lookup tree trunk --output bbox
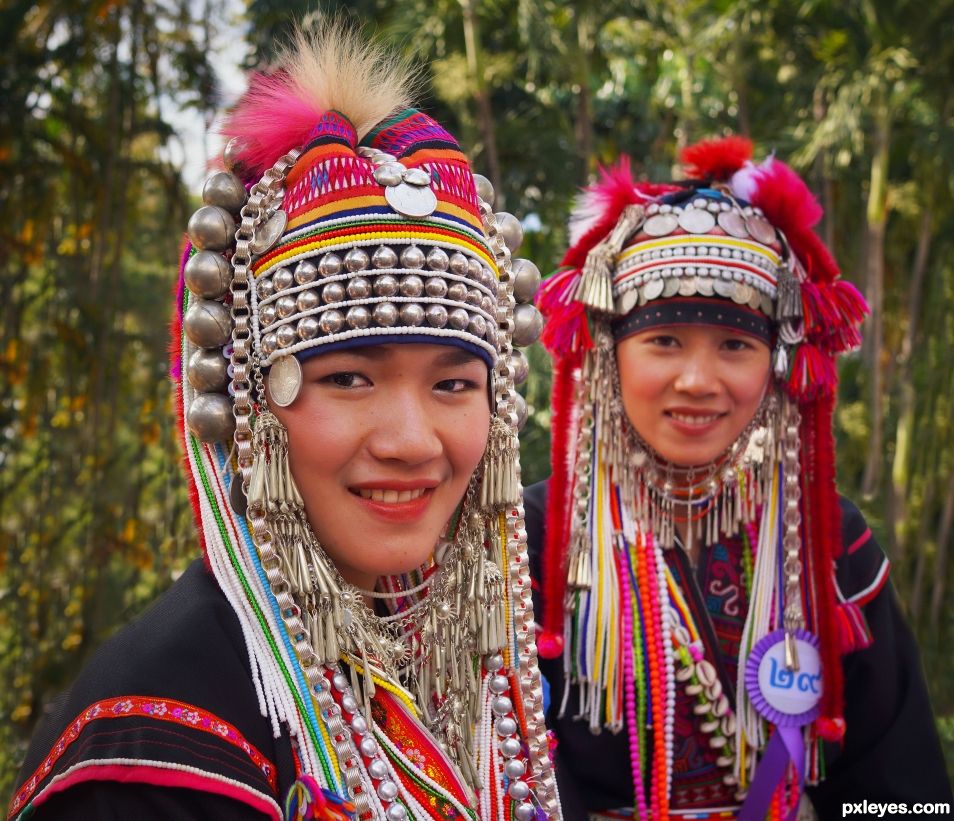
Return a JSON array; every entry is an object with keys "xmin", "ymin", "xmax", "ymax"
[
  {"xmin": 573, "ymin": 6, "xmax": 595, "ymax": 180},
  {"xmin": 929, "ymin": 472, "xmax": 954, "ymax": 633}
]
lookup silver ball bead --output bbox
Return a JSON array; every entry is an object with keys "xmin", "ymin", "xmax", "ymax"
[
  {"xmin": 346, "ymin": 306, "xmax": 371, "ymax": 329},
  {"xmin": 319, "ymin": 253, "xmax": 342, "ymax": 277},
  {"xmin": 400, "ymin": 275, "xmax": 424, "ymax": 298},
  {"xmin": 372, "ymin": 245, "xmax": 398, "ymax": 269},
  {"xmin": 425, "ymin": 277, "xmax": 448, "ymax": 298},
  {"xmin": 184, "ymin": 299, "xmax": 232, "ymax": 348},
  {"xmin": 373, "ymin": 274, "xmax": 399, "ymax": 298},
  {"xmin": 495, "ymin": 212, "xmax": 524, "ymax": 253},
  {"xmin": 508, "ymin": 781, "xmax": 531, "ymax": 801},
  {"xmin": 481, "ymin": 265, "xmax": 498, "ymax": 291},
  {"xmin": 223, "ymin": 136, "xmax": 252, "ymax": 172},
  {"xmin": 468, "ymin": 314, "xmax": 487, "ymax": 337},
  {"xmin": 446, "ymin": 282, "xmax": 467, "ymax": 302},
  {"xmin": 481, "ymin": 295, "xmax": 497, "ymax": 315},
  {"xmin": 258, "ymin": 304, "xmax": 277, "ymax": 327},
  {"xmin": 486, "ymin": 324, "xmax": 499, "ymax": 349},
  {"xmin": 514, "ymin": 392, "xmax": 529, "ymax": 431},
  {"xmin": 488, "ymin": 674, "xmax": 509, "ymax": 694},
  {"xmin": 296, "ymin": 290, "xmax": 319, "ymax": 313},
  {"xmin": 322, "ymin": 282, "xmax": 345, "ymax": 304},
  {"xmin": 426, "ymin": 247, "xmax": 449, "ymax": 271},
  {"xmin": 187, "ymin": 205, "xmax": 236, "ymax": 252},
  {"xmin": 294, "ymin": 260, "xmax": 318, "ymax": 285},
  {"xmin": 377, "ymin": 781, "xmax": 399, "ymax": 802},
  {"xmin": 485, "ymin": 654, "xmax": 504, "ymax": 672},
  {"xmin": 275, "ymin": 295, "xmax": 296, "ymax": 319},
  {"xmin": 425, "ymin": 304, "xmax": 448, "ymax": 328},
  {"xmin": 256, "ymin": 277, "xmax": 275, "ymax": 300},
  {"xmin": 448, "ymin": 308, "xmax": 470, "ymax": 330},
  {"xmin": 499, "ymin": 736, "xmax": 521, "ymax": 756},
  {"xmin": 512, "ymin": 303, "xmax": 544, "ymax": 347},
  {"xmin": 368, "ymin": 759, "xmax": 389, "ymax": 780},
  {"xmin": 184, "ymin": 250, "xmax": 232, "ymax": 300},
  {"xmin": 359, "ymin": 736, "xmax": 379, "ymax": 757},
  {"xmin": 400, "ymin": 245, "xmax": 425, "ymax": 269},
  {"xmin": 465, "ymin": 288, "xmax": 483, "ymax": 307},
  {"xmin": 466, "ymin": 257, "xmax": 483, "ymax": 280},
  {"xmin": 187, "ymin": 392, "xmax": 235, "ymax": 442},
  {"xmin": 347, "ymin": 276, "xmax": 372, "ymax": 300},
  {"xmin": 319, "ymin": 310, "xmax": 345, "ymax": 335},
  {"xmin": 332, "ymin": 673, "xmax": 348, "ymax": 691},
  {"xmin": 386, "ymin": 802, "xmax": 407, "ymax": 821},
  {"xmin": 514, "ymin": 802, "xmax": 536, "ymax": 821},
  {"xmin": 491, "ymin": 696, "xmax": 513, "ymax": 716},
  {"xmin": 272, "ymin": 268, "xmax": 294, "ymax": 291},
  {"xmin": 202, "ymin": 171, "xmax": 247, "ymax": 214},
  {"xmin": 351, "ymin": 715, "xmax": 368, "ymax": 735},
  {"xmin": 373, "ymin": 302, "xmax": 399, "ymax": 327},
  {"xmin": 275, "ymin": 324, "xmax": 297, "ymax": 348},
  {"xmin": 261, "ymin": 333, "xmax": 278, "ymax": 355},
  {"xmin": 341, "ymin": 694, "xmax": 358, "ymax": 714},
  {"xmin": 344, "ymin": 247, "xmax": 370, "ymax": 272},
  {"xmin": 511, "ymin": 258, "xmax": 542, "ymax": 304},
  {"xmin": 187, "ymin": 348, "xmax": 229, "ymax": 393},
  {"xmin": 473, "ymin": 173, "xmax": 495, "ymax": 206},
  {"xmin": 449, "ymin": 252, "xmax": 469, "ymax": 276},
  {"xmin": 297, "ymin": 317, "xmax": 320, "ymax": 340},
  {"xmin": 509, "ymin": 350, "xmax": 529, "ymax": 385},
  {"xmin": 400, "ymin": 303, "xmax": 425, "ymax": 326},
  {"xmin": 504, "ymin": 759, "xmax": 527, "ymax": 779}
]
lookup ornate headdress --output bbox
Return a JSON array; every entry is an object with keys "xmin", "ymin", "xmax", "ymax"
[
  {"xmin": 172, "ymin": 26, "xmax": 559, "ymax": 820},
  {"xmin": 535, "ymin": 137, "xmax": 868, "ymax": 817}
]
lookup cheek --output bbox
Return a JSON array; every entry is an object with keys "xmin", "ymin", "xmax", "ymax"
[{"xmin": 449, "ymin": 405, "xmax": 491, "ymax": 476}]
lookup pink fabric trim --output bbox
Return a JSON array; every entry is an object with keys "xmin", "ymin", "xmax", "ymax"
[
  {"xmin": 846, "ymin": 527, "xmax": 872, "ymax": 555},
  {"xmin": 30, "ymin": 761, "xmax": 281, "ymax": 820}
]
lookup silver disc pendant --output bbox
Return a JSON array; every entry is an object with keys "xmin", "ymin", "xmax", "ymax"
[
  {"xmin": 678, "ymin": 276, "xmax": 698, "ymax": 296},
  {"xmin": 386, "ymin": 183, "xmax": 437, "ymax": 218},
  {"xmin": 678, "ymin": 207, "xmax": 716, "ymax": 235},
  {"xmin": 732, "ymin": 283, "xmax": 754, "ymax": 304},
  {"xmin": 643, "ymin": 213, "xmax": 679, "ymax": 237},
  {"xmin": 268, "ymin": 354, "xmax": 302, "ymax": 407},
  {"xmin": 617, "ymin": 288, "xmax": 639, "ymax": 314},
  {"xmin": 643, "ymin": 278, "xmax": 665, "ymax": 301},
  {"xmin": 745, "ymin": 214, "xmax": 777, "ymax": 245},
  {"xmin": 250, "ymin": 210, "xmax": 288, "ymax": 255},
  {"xmin": 718, "ymin": 210, "xmax": 748, "ymax": 238},
  {"xmin": 696, "ymin": 277, "xmax": 715, "ymax": 297}
]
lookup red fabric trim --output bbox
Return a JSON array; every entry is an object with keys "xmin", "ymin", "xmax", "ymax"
[
  {"xmin": 851, "ymin": 559, "xmax": 890, "ymax": 608},
  {"xmin": 846, "ymin": 527, "xmax": 872, "ymax": 556},
  {"xmin": 9, "ymin": 696, "xmax": 276, "ymax": 818},
  {"xmin": 29, "ymin": 762, "xmax": 280, "ymax": 821}
]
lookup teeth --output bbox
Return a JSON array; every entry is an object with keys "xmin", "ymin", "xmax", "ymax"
[
  {"xmin": 357, "ymin": 488, "xmax": 427, "ymax": 503},
  {"xmin": 671, "ymin": 412, "xmax": 721, "ymax": 425}
]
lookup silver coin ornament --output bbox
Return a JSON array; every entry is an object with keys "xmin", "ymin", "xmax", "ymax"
[
  {"xmin": 746, "ymin": 213, "xmax": 777, "ymax": 245},
  {"xmin": 386, "ymin": 183, "xmax": 438, "ymax": 218},
  {"xmin": 643, "ymin": 213, "xmax": 679, "ymax": 237},
  {"xmin": 718, "ymin": 209, "xmax": 748, "ymax": 238},
  {"xmin": 268, "ymin": 355, "xmax": 303, "ymax": 407},
  {"xmin": 202, "ymin": 171, "xmax": 247, "ymax": 214},
  {"xmin": 678, "ymin": 207, "xmax": 716, "ymax": 235},
  {"xmin": 643, "ymin": 278, "xmax": 665, "ymax": 301},
  {"xmin": 187, "ymin": 392, "xmax": 236, "ymax": 442},
  {"xmin": 249, "ymin": 210, "xmax": 287, "ymax": 255},
  {"xmin": 473, "ymin": 173, "xmax": 495, "ymax": 206},
  {"xmin": 494, "ymin": 212, "xmax": 523, "ymax": 253},
  {"xmin": 511, "ymin": 258, "xmax": 542, "ymax": 304},
  {"xmin": 184, "ymin": 298, "xmax": 232, "ymax": 348},
  {"xmin": 187, "ymin": 348, "xmax": 230, "ymax": 393},
  {"xmin": 617, "ymin": 288, "xmax": 639, "ymax": 315},
  {"xmin": 188, "ymin": 205, "xmax": 236, "ymax": 251},
  {"xmin": 184, "ymin": 250, "xmax": 232, "ymax": 300},
  {"xmin": 511, "ymin": 303, "xmax": 544, "ymax": 348}
]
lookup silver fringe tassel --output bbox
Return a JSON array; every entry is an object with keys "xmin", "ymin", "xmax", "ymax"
[{"xmin": 573, "ymin": 204, "xmax": 646, "ymax": 313}]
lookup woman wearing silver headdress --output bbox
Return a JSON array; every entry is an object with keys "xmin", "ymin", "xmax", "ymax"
[{"xmin": 10, "ymin": 27, "xmax": 560, "ymax": 821}]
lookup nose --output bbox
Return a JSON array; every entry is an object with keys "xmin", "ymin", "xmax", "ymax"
[
  {"xmin": 364, "ymin": 387, "xmax": 443, "ymax": 465},
  {"xmin": 673, "ymin": 348, "xmax": 720, "ymax": 396}
]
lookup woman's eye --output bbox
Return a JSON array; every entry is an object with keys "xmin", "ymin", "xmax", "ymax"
[
  {"xmin": 722, "ymin": 338, "xmax": 752, "ymax": 352},
  {"xmin": 649, "ymin": 335, "xmax": 679, "ymax": 348},
  {"xmin": 435, "ymin": 378, "xmax": 479, "ymax": 393},
  {"xmin": 322, "ymin": 372, "xmax": 370, "ymax": 388}
]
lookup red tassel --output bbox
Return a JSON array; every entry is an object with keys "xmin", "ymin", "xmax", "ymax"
[
  {"xmin": 680, "ymin": 135, "xmax": 753, "ymax": 181},
  {"xmin": 786, "ymin": 344, "xmax": 836, "ymax": 400},
  {"xmin": 835, "ymin": 601, "xmax": 874, "ymax": 653},
  {"xmin": 537, "ymin": 268, "xmax": 594, "ymax": 356}
]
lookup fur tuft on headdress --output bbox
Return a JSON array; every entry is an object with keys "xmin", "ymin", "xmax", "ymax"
[
  {"xmin": 222, "ymin": 22, "xmax": 419, "ymax": 177},
  {"xmin": 680, "ymin": 135, "xmax": 753, "ymax": 181}
]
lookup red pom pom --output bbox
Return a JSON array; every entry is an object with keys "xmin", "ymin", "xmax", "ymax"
[
  {"xmin": 537, "ymin": 630, "xmax": 565, "ymax": 659},
  {"xmin": 680, "ymin": 135, "xmax": 753, "ymax": 181},
  {"xmin": 816, "ymin": 716, "xmax": 847, "ymax": 742}
]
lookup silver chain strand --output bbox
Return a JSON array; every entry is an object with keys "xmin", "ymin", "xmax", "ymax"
[{"xmin": 781, "ymin": 398, "xmax": 805, "ymax": 668}]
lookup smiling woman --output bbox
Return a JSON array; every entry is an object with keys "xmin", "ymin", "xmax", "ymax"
[{"xmin": 8, "ymin": 22, "xmax": 560, "ymax": 821}]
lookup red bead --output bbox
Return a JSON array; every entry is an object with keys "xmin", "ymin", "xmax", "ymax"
[
  {"xmin": 816, "ymin": 715, "xmax": 846, "ymax": 742},
  {"xmin": 537, "ymin": 629, "xmax": 564, "ymax": 659}
]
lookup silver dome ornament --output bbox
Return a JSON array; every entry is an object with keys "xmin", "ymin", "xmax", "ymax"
[
  {"xmin": 372, "ymin": 245, "xmax": 398, "ymax": 269},
  {"xmin": 513, "ymin": 392, "xmax": 529, "ymax": 431},
  {"xmin": 184, "ymin": 298, "xmax": 232, "ymax": 348},
  {"xmin": 373, "ymin": 274, "xmax": 399, "ymax": 298},
  {"xmin": 294, "ymin": 260, "xmax": 318, "ymax": 285},
  {"xmin": 448, "ymin": 252, "xmax": 469, "ymax": 276},
  {"xmin": 346, "ymin": 305, "xmax": 371, "ymax": 329},
  {"xmin": 498, "ymin": 736, "xmax": 521, "ymax": 756},
  {"xmin": 275, "ymin": 324, "xmax": 297, "ymax": 348},
  {"xmin": 272, "ymin": 267, "xmax": 294, "ymax": 291},
  {"xmin": 268, "ymin": 355, "xmax": 302, "ymax": 407},
  {"xmin": 509, "ymin": 349, "xmax": 529, "ymax": 385},
  {"xmin": 296, "ymin": 290, "xmax": 319, "ymax": 313},
  {"xmin": 400, "ymin": 245, "xmax": 426, "ymax": 269},
  {"xmin": 504, "ymin": 759, "xmax": 527, "ymax": 779},
  {"xmin": 425, "ymin": 304, "xmax": 448, "ymax": 328},
  {"xmin": 465, "ymin": 288, "xmax": 482, "ymax": 307},
  {"xmin": 319, "ymin": 310, "xmax": 346, "ymax": 335},
  {"xmin": 276, "ymin": 295, "xmax": 296, "ymax": 318},
  {"xmin": 386, "ymin": 804, "xmax": 407, "ymax": 821},
  {"xmin": 511, "ymin": 258, "xmax": 542, "ymax": 304},
  {"xmin": 223, "ymin": 136, "xmax": 253, "ymax": 173},
  {"xmin": 187, "ymin": 392, "xmax": 236, "ymax": 442},
  {"xmin": 346, "ymin": 276, "xmax": 372, "ymax": 300},
  {"xmin": 187, "ymin": 348, "xmax": 230, "ymax": 393},
  {"xmin": 319, "ymin": 253, "xmax": 343, "ymax": 277},
  {"xmin": 399, "ymin": 275, "xmax": 424, "ymax": 298},
  {"xmin": 508, "ymin": 782, "xmax": 531, "ymax": 801},
  {"xmin": 494, "ymin": 212, "xmax": 523, "ymax": 253},
  {"xmin": 425, "ymin": 277, "xmax": 448, "ymax": 298},
  {"xmin": 491, "ymin": 696, "xmax": 513, "ymax": 716},
  {"xmin": 373, "ymin": 302, "xmax": 399, "ymax": 327},
  {"xmin": 473, "ymin": 173, "xmax": 495, "ymax": 206},
  {"xmin": 511, "ymin": 303, "xmax": 544, "ymax": 347},
  {"xmin": 468, "ymin": 314, "xmax": 487, "ymax": 337},
  {"xmin": 344, "ymin": 247, "xmax": 370, "ymax": 272},
  {"xmin": 202, "ymin": 171, "xmax": 247, "ymax": 214},
  {"xmin": 403, "ymin": 167, "xmax": 431, "ymax": 186},
  {"xmin": 514, "ymin": 803, "xmax": 536, "ymax": 821},
  {"xmin": 467, "ymin": 257, "xmax": 483, "ymax": 280},
  {"xmin": 446, "ymin": 282, "xmax": 467, "ymax": 302},
  {"xmin": 188, "ymin": 205, "xmax": 236, "ymax": 252},
  {"xmin": 261, "ymin": 333, "xmax": 278, "ymax": 355},
  {"xmin": 256, "ymin": 276, "xmax": 275, "ymax": 300},
  {"xmin": 249, "ymin": 210, "xmax": 287, "ymax": 255},
  {"xmin": 481, "ymin": 295, "xmax": 496, "ymax": 315},
  {"xmin": 258, "ymin": 304, "xmax": 277, "ymax": 327},
  {"xmin": 400, "ymin": 303, "xmax": 425, "ymax": 326},
  {"xmin": 184, "ymin": 250, "xmax": 232, "ymax": 300},
  {"xmin": 322, "ymin": 282, "xmax": 346, "ymax": 304},
  {"xmin": 448, "ymin": 308, "xmax": 470, "ymax": 331},
  {"xmin": 297, "ymin": 316, "xmax": 320, "ymax": 340},
  {"xmin": 425, "ymin": 247, "xmax": 449, "ymax": 271}
]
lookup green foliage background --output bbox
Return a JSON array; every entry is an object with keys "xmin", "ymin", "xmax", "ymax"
[{"xmin": 3, "ymin": 0, "xmax": 953, "ymax": 798}]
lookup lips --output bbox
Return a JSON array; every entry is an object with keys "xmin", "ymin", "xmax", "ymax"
[
  {"xmin": 355, "ymin": 487, "xmax": 427, "ymax": 503},
  {"xmin": 667, "ymin": 411, "xmax": 723, "ymax": 426}
]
